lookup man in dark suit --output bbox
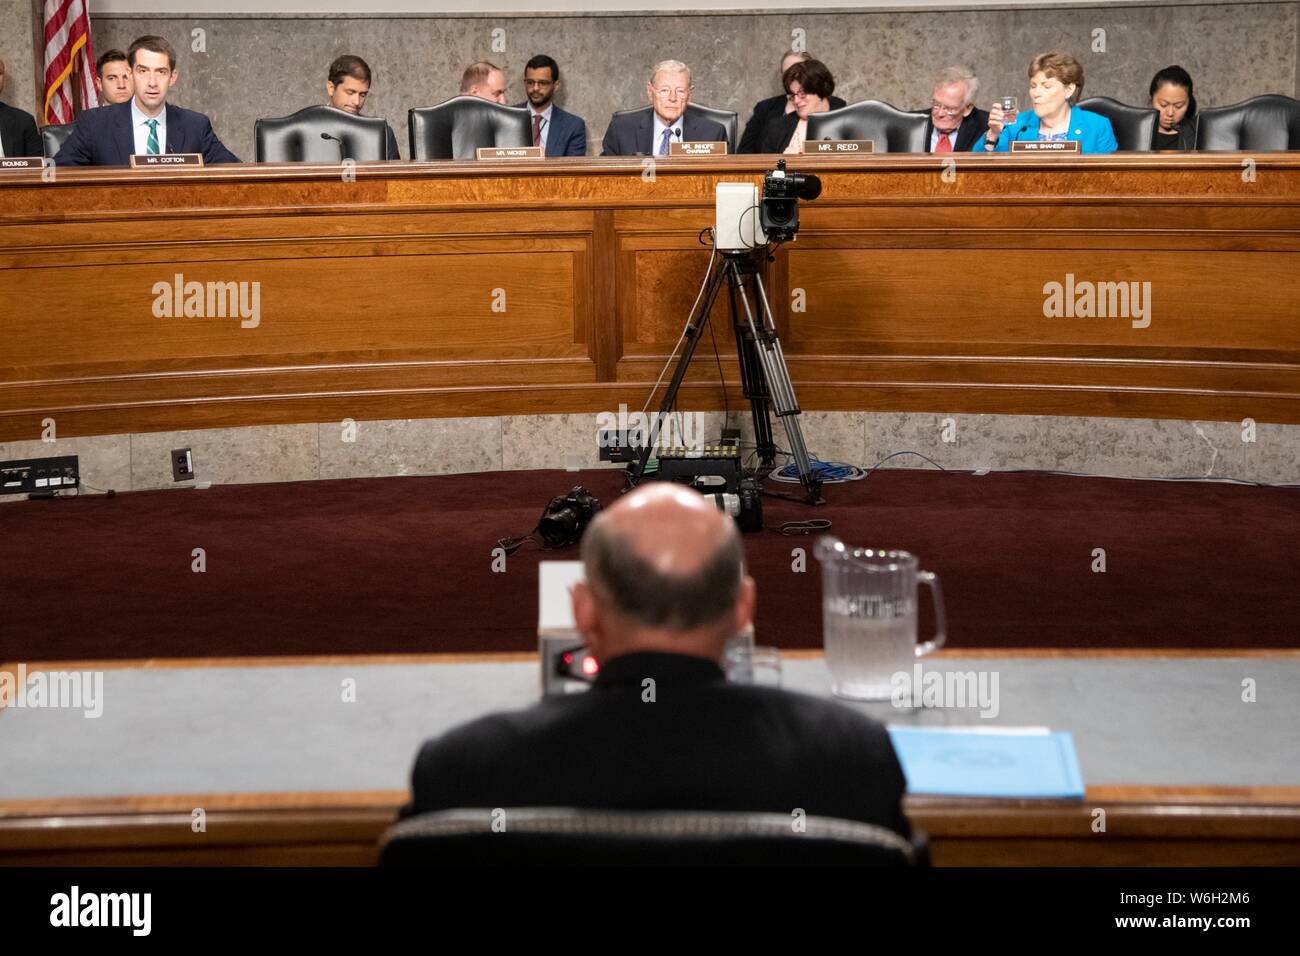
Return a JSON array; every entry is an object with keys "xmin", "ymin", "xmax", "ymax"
[
  {"xmin": 403, "ymin": 483, "xmax": 912, "ymax": 838},
  {"xmin": 739, "ymin": 51, "xmax": 847, "ymax": 154},
  {"xmin": 0, "ymin": 58, "xmax": 43, "ymax": 158},
  {"xmin": 514, "ymin": 54, "xmax": 586, "ymax": 157},
  {"xmin": 54, "ymin": 36, "xmax": 238, "ymax": 166},
  {"xmin": 923, "ymin": 65, "xmax": 989, "ymax": 152},
  {"xmin": 601, "ymin": 60, "xmax": 727, "ymax": 156},
  {"xmin": 325, "ymin": 54, "xmax": 401, "ymax": 160}
]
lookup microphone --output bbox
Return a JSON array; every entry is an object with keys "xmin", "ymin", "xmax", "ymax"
[{"xmin": 320, "ymin": 131, "xmax": 346, "ymax": 161}]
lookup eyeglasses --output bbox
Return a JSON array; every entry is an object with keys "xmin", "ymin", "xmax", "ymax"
[
  {"xmin": 654, "ymin": 87, "xmax": 690, "ymax": 99},
  {"xmin": 789, "ymin": 90, "xmax": 815, "ymax": 101},
  {"xmin": 930, "ymin": 102, "xmax": 967, "ymax": 117}
]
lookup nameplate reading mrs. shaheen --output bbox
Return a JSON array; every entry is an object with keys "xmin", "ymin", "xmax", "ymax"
[
  {"xmin": 476, "ymin": 146, "xmax": 545, "ymax": 159},
  {"xmin": 805, "ymin": 140, "xmax": 875, "ymax": 153},
  {"xmin": 669, "ymin": 141, "xmax": 727, "ymax": 156},
  {"xmin": 129, "ymin": 153, "xmax": 205, "ymax": 167},
  {"xmin": 1010, "ymin": 140, "xmax": 1081, "ymax": 154}
]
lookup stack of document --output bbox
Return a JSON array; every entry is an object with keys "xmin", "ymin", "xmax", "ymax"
[{"xmin": 888, "ymin": 726, "xmax": 1085, "ymax": 799}]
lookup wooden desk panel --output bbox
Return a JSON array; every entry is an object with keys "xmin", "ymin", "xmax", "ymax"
[{"xmin": 2, "ymin": 155, "xmax": 1299, "ymax": 442}]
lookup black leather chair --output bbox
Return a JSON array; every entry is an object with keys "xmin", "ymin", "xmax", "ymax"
[
  {"xmin": 408, "ymin": 96, "xmax": 532, "ymax": 161},
  {"xmin": 806, "ymin": 100, "xmax": 929, "ymax": 153},
  {"xmin": 379, "ymin": 807, "xmax": 929, "ymax": 866},
  {"xmin": 1195, "ymin": 94, "xmax": 1300, "ymax": 150},
  {"xmin": 41, "ymin": 123, "xmax": 74, "ymax": 158},
  {"xmin": 609, "ymin": 104, "xmax": 738, "ymax": 153},
  {"xmin": 1077, "ymin": 96, "xmax": 1158, "ymax": 151},
  {"xmin": 254, "ymin": 106, "xmax": 390, "ymax": 163}
]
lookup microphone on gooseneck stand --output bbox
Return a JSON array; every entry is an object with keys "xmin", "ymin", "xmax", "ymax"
[{"xmin": 321, "ymin": 132, "xmax": 346, "ymax": 161}]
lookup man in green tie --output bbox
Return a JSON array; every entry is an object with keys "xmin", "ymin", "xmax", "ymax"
[{"xmin": 54, "ymin": 35, "xmax": 240, "ymax": 166}]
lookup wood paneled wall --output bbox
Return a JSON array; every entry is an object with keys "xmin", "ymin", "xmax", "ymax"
[{"xmin": 2, "ymin": 154, "xmax": 1298, "ymax": 443}]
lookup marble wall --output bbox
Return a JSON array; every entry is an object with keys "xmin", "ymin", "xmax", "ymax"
[
  {"xmin": 1, "ymin": 0, "xmax": 37, "ymax": 121},
  {"xmin": 2, "ymin": 412, "xmax": 1295, "ymax": 498},
  {"xmin": 52, "ymin": 3, "xmax": 1298, "ymax": 160}
]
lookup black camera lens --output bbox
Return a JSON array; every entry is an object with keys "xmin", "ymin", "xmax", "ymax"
[{"xmin": 538, "ymin": 507, "xmax": 579, "ymax": 548}]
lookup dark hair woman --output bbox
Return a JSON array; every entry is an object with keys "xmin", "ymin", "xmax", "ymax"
[
  {"xmin": 759, "ymin": 59, "xmax": 837, "ymax": 154},
  {"xmin": 1149, "ymin": 65, "xmax": 1197, "ymax": 150}
]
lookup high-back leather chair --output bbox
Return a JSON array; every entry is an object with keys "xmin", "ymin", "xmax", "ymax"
[
  {"xmin": 1195, "ymin": 94, "xmax": 1300, "ymax": 150},
  {"xmin": 41, "ymin": 123, "xmax": 74, "ymax": 158},
  {"xmin": 610, "ymin": 104, "xmax": 739, "ymax": 153},
  {"xmin": 687, "ymin": 104, "xmax": 738, "ymax": 152},
  {"xmin": 806, "ymin": 101, "xmax": 929, "ymax": 153},
  {"xmin": 379, "ymin": 807, "xmax": 929, "ymax": 866},
  {"xmin": 254, "ymin": 106, "xmax": 390, "ymax": 163},
  {"xmin": 408, "ymin": 97, "xmax": 532, "ymax": 161},
  {"xmin": 1077, "ymin": 96, "xmax": 1159, "ymax": 151}
]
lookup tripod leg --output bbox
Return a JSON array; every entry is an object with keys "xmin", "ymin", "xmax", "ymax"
[
  {"xmin": 734, "ymin": 271, "xmax": 824, "ymax": 504},
  {"xmin": 726, "ymin": 270, "xmax": 776, "ymax": 469},
  {"xmin": 630, "ymin": 258, "xmax": 730, "ymax": 485}
]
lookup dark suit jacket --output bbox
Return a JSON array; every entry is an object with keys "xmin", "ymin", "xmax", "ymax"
[
  {"xmin": 53, "ymin": 100, "xmax": 240, "ymax": 166},
  {"xmin": 600, "ymin": 109, "xmax": 727, "ymax": 156},
  {"xmin": 403, "ymin": 650, "xmax": 912, "ymax": 836},
  {"xmin": 513, "ymin": 102, "xmax": 587, "ymax": 157},
  {"xmin": 739, "ymin": 93, "xmax": 847, "ymax": 154},
  {"xmin": 0, "ymin": 100, "xmax": 42, "ymax": 158},
  {"xmin": 923, "ymin": 107, "xmax": 990, "ymax": 152}
]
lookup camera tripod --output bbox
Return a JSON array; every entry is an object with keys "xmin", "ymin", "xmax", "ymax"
[{"xmin": 629, "ymin": 248, "xmax": 824, "ymax": 505}]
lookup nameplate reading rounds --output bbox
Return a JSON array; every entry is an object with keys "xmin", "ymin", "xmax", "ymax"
[
  {"xmin": 476, "ymin": 146, "xmax": 544, "ymax": 160},
  {"xmin": 1010, "ymin": 140, "xmax": 1081, "ymax": 154},
  {"xmin": 805, "ymin": 140, "xmax": 874, "ymax": 154},
  {"xmin": 129, "ymin": 153, "xmax": 204, "ymax": 168},
  {"xmin": 0, "ymin": 156, "xmax": 45, "ymax": 171},
  {"xmin": 669, "ymin": 141, "xmax": 727, "ymax": 156}
]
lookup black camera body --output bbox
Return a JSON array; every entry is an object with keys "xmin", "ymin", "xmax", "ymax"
[
  {"xmin": 759, "ymin": 159, "xmax": 822, "ymax": 243},
  {"xmin": 537, "ymin": 486, "xmax": 601, "ymax": 548},
  {"xmin": 709, "ymin": 477, "xmax": 763, "ymax": 534}
]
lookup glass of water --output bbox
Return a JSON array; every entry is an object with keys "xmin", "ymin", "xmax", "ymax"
[{"xmin": 725, "ymin": 644, "xmax": 782, "ymax": 687}]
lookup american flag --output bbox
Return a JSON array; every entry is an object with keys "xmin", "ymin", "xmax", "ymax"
[{"xmin": 43, "ymin": 0, "xmax": 98, "ymax": 124}]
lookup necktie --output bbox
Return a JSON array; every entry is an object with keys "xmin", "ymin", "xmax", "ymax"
[
  {"xmin": 532, "ymin": 113, "xmax": 542, "ymax": 148},
  {"xmin": 935, "ymin": 131, "xmax": 952, "ymax": 153},
  {"xmin": 658, "ymin": 128, "xmax": 672, "ymax": 156},
  {"xmin": 145, "ymin": 119, "xmax": 160, "ymax": 155}
]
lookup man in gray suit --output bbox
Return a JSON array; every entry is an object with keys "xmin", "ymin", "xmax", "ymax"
[{"xmin": 601, "ymin": 59, "xmax": 726, "ymax": 156}]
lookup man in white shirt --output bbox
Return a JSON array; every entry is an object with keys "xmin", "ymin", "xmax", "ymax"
[{"xmin": 600, "ymin": 60, "xmax": 725, "ymax": 156}]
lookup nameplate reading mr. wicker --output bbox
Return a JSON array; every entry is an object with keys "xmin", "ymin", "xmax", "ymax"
[
  {"xmin": 129, "ymin": 153, "xmax": 205, "ymax": 168},
  {"xmin": 805, "ymin": 140, "xmax": 875, "ymax": 154},
  {"xmin": 475, "ymin": 146, "xmax": 544, "ymax": 160},
  {"xmin": 669, "ymin": 141, "xmax": 727, "ymax": 156},
  {"xmin": 0, "ymin": 157, "xmax": 44, "ymax": 171},
  {"xmin": 1010, "ymin": 140, "xmax": 1081, "ymax": 154}
]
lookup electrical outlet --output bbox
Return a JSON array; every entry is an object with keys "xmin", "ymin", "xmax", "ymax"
[{"xmin": 171, "ymin": 447, "xmax": 195, "ymax": 481}]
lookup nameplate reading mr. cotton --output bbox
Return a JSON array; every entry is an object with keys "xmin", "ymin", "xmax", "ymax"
[
  {"xmin": 476, "ymin": 146, "xmax": 544, "ymax": 160},
  {"xmin": 1010, "ymin": 140, "xmax": 1081, "ymax": 154},
  {"xmin": 669, "ymin": 141, "xmax": 727, "ymax": 156},
  {"xmin": 0, "ymin": 157, "xmax": 44, "ymax": 171},
  {"xmin": 806, "ymin": 140, "xmax": 874, "ymax": 154},
  {"xmin": 129, "ymin": 153, "xmax": 204, "ymax": 168}
]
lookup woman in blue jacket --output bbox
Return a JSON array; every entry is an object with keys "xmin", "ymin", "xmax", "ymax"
[{"xmin": 974, "ymin": 51, "xmax": 1117, "ymax": 154}]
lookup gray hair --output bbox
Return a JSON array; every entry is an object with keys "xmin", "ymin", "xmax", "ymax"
[
  {"xmin": 933, "ymin": 65, "xmax": 979, "ymax": 106},
  {"xmin": 581, "ymin": 516, "xmax": 743, "ymax": 631},
  {"xmin": 650, "ymin": 59, "xmax": 691, "ymax": 86}
]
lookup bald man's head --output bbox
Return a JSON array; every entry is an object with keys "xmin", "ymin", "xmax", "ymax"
[{"xmin": 573, "ymin": 484, "xmax": 755, "ymax": 664}]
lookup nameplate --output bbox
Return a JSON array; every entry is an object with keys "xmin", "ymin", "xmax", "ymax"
[
  {"xmin": 0, "ymin": 157, "xmax": 44, "ymax": 171},
  {"xmin": 129, "ymin": 153, "xmax": 204, "ymax": 167},
  {"xmin": 1010, "ymin": 140, "xmax": 1081, "ymax": 154},
  {"xmin": 476, "ymin": 146, "xmax": 544, "ymax": 160},
  {"xmin": 669, "ymin": 141, "xmax": 727, "ymax": 156},
  {"xmin": 805, "ymin": 139, "xmax": 875, "ymax": 154}
]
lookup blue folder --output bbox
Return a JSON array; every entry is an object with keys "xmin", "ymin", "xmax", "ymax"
[{"xmin": 888, "ymin": 727, "xmax": 1085, "ymax": 799}]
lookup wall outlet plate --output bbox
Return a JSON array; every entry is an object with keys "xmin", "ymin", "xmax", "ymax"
[{"xmin": 171, "ymin": 447, "xmax": 195, "ymax": 481}]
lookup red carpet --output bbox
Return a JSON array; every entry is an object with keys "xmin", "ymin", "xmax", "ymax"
[{"xmin": 1, "ymin": 468, "xmax": 1296, "ymax": 661}]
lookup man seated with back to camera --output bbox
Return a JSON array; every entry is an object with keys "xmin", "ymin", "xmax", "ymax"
[{"xmin": 403, "ymin": 483, "xmax": 911, "ymax": 838}]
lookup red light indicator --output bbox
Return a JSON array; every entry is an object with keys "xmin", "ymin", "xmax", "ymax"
[{"xmin": 581, "ymin": 656, "xmax": 599, "ymax": 676}]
